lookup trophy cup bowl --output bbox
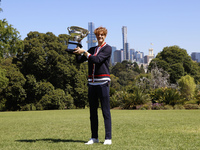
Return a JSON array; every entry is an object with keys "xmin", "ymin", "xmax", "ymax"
[{"xmin": 66, "ymin": 26, "xmax": 89, "ymax": 54}]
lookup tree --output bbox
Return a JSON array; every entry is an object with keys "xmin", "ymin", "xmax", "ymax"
[
  {"xmin": 168, "ymin": 63, "xmax": 185, "ymax": 83},
  {"xmin": 39, "ymin": 88, "xmax": 73, "ymax": 110},
  {"xmin": 73, "ymin": 62, "xmax": 88, "ymax": 108},
  {"xmin": 148, "ymin": 45, "xmax": 198, "ymax": 83},
  {"xmin": 0, "ymin": 66, "xmax": 8, "ymax": 89},
  {"xmin": 133, "ymin": 62, "xmax": 140, "ymax": 73},
  {"xmin": 111, "ymin": 62, "xmax": 126, "ymax": 77},
  {"xmin": 0, "ymin": 58, "xmax": 26, "ymax": 111},
  {"xmin": 138, "ymin": 65, "xmax": 171, "ymax": 90},
  {"xmin": 178, "ymin": 75, "xmax": 196, "ymax": 101},
  {"xmin": 0, "ymin": 19, "xmax": 24, "ymax": 58},
  {"xmin": 139, "ymin": 64, "xmax": 145, "ymax": 74},
  {"xmin": 12, "ymin": 31, "xmax": 88, "ymax": 109},
  {"xmin": 110, "ymin": 74, "xmax": 121, "ymax": 91},
  {"xmin": 0, "ymin": 65, "xmax": 9, "ymax": 111}
]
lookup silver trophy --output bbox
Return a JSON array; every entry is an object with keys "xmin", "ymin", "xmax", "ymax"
[{"xmin": 66, "ymin": 26, "xmax": 89, "ymax": 53}]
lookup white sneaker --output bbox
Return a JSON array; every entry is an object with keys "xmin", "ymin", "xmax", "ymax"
[
  {"xmin": 85, "ymin": 138, "xmax": 99, "ymax": 145},
  {"xmin": 103, "ymin": 139, "xmax": 112, "ymax": 145}
]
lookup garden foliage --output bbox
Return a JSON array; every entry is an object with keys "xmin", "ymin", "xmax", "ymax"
[{"xmin": 0, "ymin": 19, "xmax": 200, "ymax": 111}]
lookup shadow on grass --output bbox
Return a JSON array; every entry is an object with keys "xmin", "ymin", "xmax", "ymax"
[{"xmin": 16, "ymin": 138, "xmax": 87, "ymax": 143}]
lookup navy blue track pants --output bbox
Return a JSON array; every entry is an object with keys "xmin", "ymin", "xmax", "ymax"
[{"xmin": 88, "ymin": 82, "xmax": 112, "ymax": 140}]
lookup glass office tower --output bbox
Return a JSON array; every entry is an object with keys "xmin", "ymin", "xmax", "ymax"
[
  {"xmin": 87, "ymin": 22, "xmax": 97, "ymax": 49},
  {"xmin": 122, "ymin": 26, "xmax": 127, "ymax": 60}
]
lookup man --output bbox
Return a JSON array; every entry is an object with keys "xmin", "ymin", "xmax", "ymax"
[{"xmin": 74, "ymin": 27, "xmax": 112, "ymax": 145}]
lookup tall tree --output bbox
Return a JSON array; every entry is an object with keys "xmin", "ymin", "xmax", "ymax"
[
  {"xmin": 13, "ymin": 31, "xmax": 88, "ymax": 109},
  {"xmin": 0, "ymin": 66, "xmax": 8, "ymax": 89},
  {"xmin": 0, "ymin": 58, "xmax": 26, "ymax": 111},
  {"xmin": 0, "ymin": 19, "xmax": 23, "ymax": 57},
  {"xmin": 148, "ymin": 45, "xmax": 199, "ymax": 83}
]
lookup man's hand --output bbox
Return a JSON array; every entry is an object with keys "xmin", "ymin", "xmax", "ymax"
[{"xmin": 73, "ymin": 47, "xmax": 86, "ymax": 55}]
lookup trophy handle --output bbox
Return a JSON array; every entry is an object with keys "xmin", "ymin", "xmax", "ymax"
[
  {"xmin": 67, "ymin": 27, "xmax": 71, "ymax": 32},
  {"xmin": 77, "ymin": 43, "xmax": 82, "ymax": 48}
]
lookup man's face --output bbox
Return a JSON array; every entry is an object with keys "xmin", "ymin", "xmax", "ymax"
[{"xmin": 96, "ymin": 31, "xmax": 106, "ymax": 44}]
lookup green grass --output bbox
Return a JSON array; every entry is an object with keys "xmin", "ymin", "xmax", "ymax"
[{"xmin": 0, "ymin": 109, "xmax": 200, "ymax": 150}]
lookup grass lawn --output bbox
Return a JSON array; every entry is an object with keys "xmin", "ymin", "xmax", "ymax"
[{"xmin": 0, "ymin": 109, "xmax": 200, "ymax": 150}]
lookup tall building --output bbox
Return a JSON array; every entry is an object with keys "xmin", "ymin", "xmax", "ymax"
[
  {"xmin": 125, "ymin": 43, "xmax": 130, "ymax": 60},
  {"xmin": 111, "ymin": 46, "xmax": 117, "ymax": 65},
  {"xmin": 114, "ymin": 50, "xmax": 123, "ymax": 64},
  {"xmin": 191, "ymin": 52, "xmax": 200, "ymax": 62},
  {"xmin": 130, "ymin": 49, "xmax": 135, "ymax": 62},
  {"xmin": 122, "ymin": 26, "xmax": 127, "ymax": 60},
  {"xmin": 144, "ymin": 55, "xmax": 149, "ymax": 64},
  {"xmin": 87, "ymin": 22, "xmax": 97, "ymax": 49}
]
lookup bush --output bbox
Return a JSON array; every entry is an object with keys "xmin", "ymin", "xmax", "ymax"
[
  {"xmin": 150, "ymin": 87, "xmax": 183, "ymax": 106},
  {"xmin": 110, "ymin": 93, "xmax": 121, "ymax": 108},
  {"xmin": 151, "ymin": 103, "xmax": 164, "ymax": 110},
  {"xmin": 184, "ymin": 104, "xmax": 200, "ymax": 109},
  {"xmin": 21, "ymin": 103, "xmax": 36, "ymax": 111},
  {"xmin": 39, "ymin": 89, "xmax": 73, "ymax": 110},
  {"xmin": 174, "ymin": 104, "xmax": 185, "ymax": 110},
  {"xmin": 0, "ymin": 98, "xmax": 6, "ymax": 111},
  {"xmin": 178, "ymin": 75, "xmax": 196, "ymax": 101},
  {"xmin": 136, "ymin": 102, "xmax": 152, "ymax": 110},
  {"xmin": 195, "ymin": 90, "xmax": 200, "ymax": 105},
  {"xmin": 110, "ymin": 86, "xmax": 151, "ymax": 109},
  {"xmin": 163, "ymin": 105, "xmax": 174, "ymax": 110},
  {"xmin": 35, "ymin": 102, "xmax": 43, "ymax": 110},
  {"xmin": 185, "ymin": 100, "xmax": 198, "ymax": 104}
]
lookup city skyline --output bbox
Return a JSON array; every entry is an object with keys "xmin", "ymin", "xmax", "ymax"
[{"xmin": 1, "ymin": 0, "xmax": 200, "ymax": 56}]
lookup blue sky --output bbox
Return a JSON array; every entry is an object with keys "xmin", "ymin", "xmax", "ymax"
[{"xmin": 1, "ymin": 0, "xmax": 200, "ymax": 56}]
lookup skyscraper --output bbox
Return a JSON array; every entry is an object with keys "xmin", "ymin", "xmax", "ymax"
[
  {"xmin": 125, "ymin": 42, "xmax": 130, "ymax": 60},
  {"xmin": 114, "ymin": 50, "xmax": 123, "ymax": 64},
  {"xmin": 111, "ymin": 46, "xmax": 116, "ymax": 65},
  {"xmin": 87, "ymin": 22, "xmax": 97, "ymax": 49},
  {"xmin": 191, "ymin": 52, "xmax": 200, "ymax": 62},
  {"xmin": 122, "ymin": 26, "xmax": 127, "ymax": 60},
  {"xmin": 130, "ymin": 49, "xmax": 135, "ymax": 62}
]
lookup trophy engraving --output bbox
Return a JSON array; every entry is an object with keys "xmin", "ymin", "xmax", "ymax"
[{"xmin": 66, "ymin": 26, "xmax": 89, "ymax": 53}]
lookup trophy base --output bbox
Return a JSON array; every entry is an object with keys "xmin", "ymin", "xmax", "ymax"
[{"xmin": 66, "ymin": 41, "xmax": 82, "ymax": 54}]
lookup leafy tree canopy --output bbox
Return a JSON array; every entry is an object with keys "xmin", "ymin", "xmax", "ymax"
[
  {"xmin": 0, "ymin": 19, "xmax": 24, "ymax": 58},
  {"xmin": 148, "ymin": 45, "xmax": 200, "ymax": 83}
]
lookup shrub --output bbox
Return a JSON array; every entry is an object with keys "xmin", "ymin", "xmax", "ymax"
[
  {"xmin": 185, "ymin": 100, "xmax": 198, "ymax": 104},
  {"xmin": 0, "ymin": 98, "xmax": 6, "ymax": 111},
  {"xmin": 163, "ymin": 105, "xmax": 174, "ymax": 110},
  {"xmin": 35, "ymin": 102, "xmax": 43, "ymax": 110},
  {"xmin": 195, "ymin": 90, "xmax": 200, "ymax": 105},
  {"xmin": 39, "ymin": 89, "xmax": 73, "ymax": 110},
  {"xmin": 151, "ymin": 103, "xmax": 164, "ymax": 110},
  {"xmin": 178, "ymin": 75, "xmax": 196, "ymax": 101},
  {"xmin": 110, "ymin": 91, "xmax": 128, "ymax": 109},
  {"xmin": 21, "ymin": 103, "xmax": 36, "ymax": 111},
  {"xmin": 184, "ymin": 104, "xmax": 200, "ymax": 109},
  {"xmin": 136, "ymin": 102, "xmax": 152, "ymax": 110},
  {"xmin": 110, "ymin": 93, "xmax": 121, "ymax": 108},
  {"xmin": 21, "ymin": 104, "xmax": 31, "ymax": 111},
  {"xmin": 150, "ymin": 87, "xmax": 183, "ymax": 106},
  {"xmin": 174, "ymin": 104, "xmax": 185, "ymax": 110}
]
